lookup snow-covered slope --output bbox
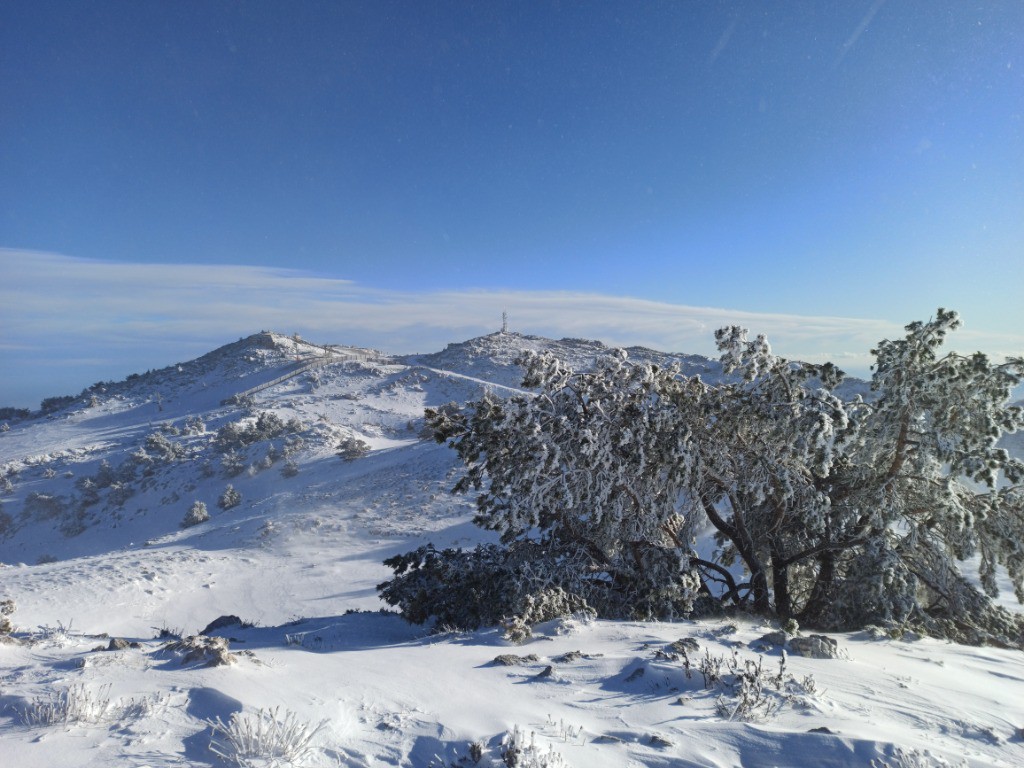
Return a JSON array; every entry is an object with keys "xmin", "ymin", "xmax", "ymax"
[{"xmin": 1, "ymin": 332, "xmax": 1022, "ymax": 768}]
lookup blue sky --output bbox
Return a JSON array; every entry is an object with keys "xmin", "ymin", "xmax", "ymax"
[{"xmin": 2, "ymin": 1, "xmax": 1022, "ymax": 407}]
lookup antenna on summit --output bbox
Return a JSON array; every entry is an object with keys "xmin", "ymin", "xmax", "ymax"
[{"xmin": 501, "ymin": 311, "xmax": 508, "ymax": 334}]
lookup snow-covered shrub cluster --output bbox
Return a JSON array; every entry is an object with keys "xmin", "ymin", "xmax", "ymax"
[
  {"xmin": 18, "ymin": 683, "xmax": 114, "ymax": 727},
  {"xmin": 181, "ymin": 501, "xmax": 209, "ymax": 528},
  {"xmin": 1, "ymin": 598, "xmax": 14, "ymax": 634},
  {"xmin": 382, "ymin": 310, "xmax": 1024, "ymax": 645},
  {"xmin": 207, "ymin": 707, "xmax": 327, "ymax": 768},
  {"xmin": 336, "ymin": 435, "xmax": 370, "ymax": 461},
  {"xmin": 218, "ymin": 484, "xmax": 242, "ymax": 511},
  {"xmin": 215, "ymin": 411, "xmax": 303, "ymax": 452},
  {"xmin": 685, "ymin": 647, "xmax": 817, "ymax": 722},
  {"xmin": 143, "ymin": 431, "xmax": 186, "ymax": 463}
]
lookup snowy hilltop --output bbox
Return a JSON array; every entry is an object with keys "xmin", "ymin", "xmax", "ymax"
[{"xmin": 0, "ymin": 327, "xmax": 1022, "ymax": 768}]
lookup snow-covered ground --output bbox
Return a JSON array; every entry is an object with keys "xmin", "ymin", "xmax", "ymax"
[{"xmin": 1, "ymin": 331, "xmax": 1022, "ymax": 767}]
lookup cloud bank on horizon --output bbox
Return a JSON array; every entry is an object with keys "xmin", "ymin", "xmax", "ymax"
[{"xmin": 2, "ymin": 249, "xmax": 1021, "ymax": 409}]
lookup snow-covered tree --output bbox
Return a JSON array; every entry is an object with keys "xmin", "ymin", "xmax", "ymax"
[
  {"xmin": 382, "ymin": 310, "xmax": 1024, "ymax": 644},
  {"xmin": 217, "ymin": 484, "xmax": 242, "ymax": 511},
  {"xmin": 337, "ymin": 435, "xmax": 370, "ymax": 461},
  {"xmin": 381, "ymin": 351, "xmax": 703, "ymax": 628},
  {"xmin": 181, "ymin": 501, "xmax": 209, "ymax": 528}
]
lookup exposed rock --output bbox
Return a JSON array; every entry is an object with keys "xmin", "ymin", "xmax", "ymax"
[
  {"xmin": 552, "ymin": 650, "xmax": 603, "ymax": 663},
  {"xmin": 163, "ymin": 634, "xmax": 237, "ymax": 666},
  {"xmin": 106, "ymin": 637, "xmax": 134, "ymax": 650},
  {"xmin": 669, "ymin": 637, "xmax": 700, "ymax": 654},
  {"xmin": 200, "ymin": 615, "xmax": 244, "ymax": 635},
  {"xmin": 492, "ymin": 653, "xmax": 540, "ymax": 666},
  {"xmin": 788, "ymin": 634, "xmax": 840, "ymax": 659},
  {"xmin": 535, "ymin": 665, "xmax": 554, "ymax": 679},
  {"xmin": 624, "ymin": 666, "xmax": 645, "ymax": 682},
  {"xmin": 751, "ymin": 631, "xmax": 789, "ymax": 650}
]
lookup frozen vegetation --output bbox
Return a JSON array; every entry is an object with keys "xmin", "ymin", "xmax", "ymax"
[{"xmin": 0, "ymin": 322, "xmax": 1022, "ymax": 767}]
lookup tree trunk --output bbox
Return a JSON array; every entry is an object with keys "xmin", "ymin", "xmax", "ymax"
[
  {"xmin": 772, "ymin": 553, "xmax": 792, "ymax": 619},
  {"xmin": 800, "ymin": 551, "xmax": 836, "ymax": 624},
  {"xmin": 701, "ymin": 496, "xmax": 771, "ymax": 613}
]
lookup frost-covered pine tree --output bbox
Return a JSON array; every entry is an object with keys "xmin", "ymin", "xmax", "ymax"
[
  {"xmin": 658, "ymin": 310, "xmax": 1023, "ymax": 642},
  {"xmin": 381, "ymin": 350, "xmax": 703, "ymax": 628},
  {"xmin": 380, "ymin": 310, "xmax": 1024, "ymax": 645},
  {"xmin": 181, "ymin": 501, "xmax": 210, "ymax": 529},
  {"xmin": 217, "ymin": 484, "xmax": 242, "ymax": 511}
]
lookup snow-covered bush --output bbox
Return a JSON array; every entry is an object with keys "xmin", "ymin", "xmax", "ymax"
[
  {"xmin": 1, "ymin": 598, "xmax": 15, "ymax": 634},
  {"xmin": 337, "ymin": 435, "xmax": 370, "ymax": 461},
  {"xmin": 222, "ymin": 450, "xmax": 247, "ymax": 477},
  {"xmin": 23, "ymin": 492, "xmax": 67, "ymax": 521},
  {"xmin": 40, "ymin": 394, "xmax": 76, "ymax": 414},
  {"xmin": 207, "ymin": 707, "xmax": 327, "ymax": 767},
  {"xmin": 107, "ymin": 481, "xmax": 135, "ymax": 507},
  {"xmin": 379, "ymin": 535, "xmax": 693, "ymax": 633},
  {"xmin": 218, "ymin": 484, "xmax": 242, "ymax": 511},
  {"xmin": 216, "ymin": 411, "xmax": 302, "ymax": 452},
  {"xmin": 145, "ymin": 431, "xmax": 185, "ymax": 462},
  {"xmin": 19, "ymin": 683, "xmax": 114, "ymax": 727},
  {"xmin": 181, "ymin": 501, "xmax": 210, "ymax": 528},
  {"xmin": 182, "ymin": 414, "xmax": 206, "ymax": 435},
  {"xmin": 500, "ymin": 725, "xmax": 568, "ymax": 768}
]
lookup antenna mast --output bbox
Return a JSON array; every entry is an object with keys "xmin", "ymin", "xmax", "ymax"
[{"xmin": 501, "ymin": 311, "xmax": 508, "ymax": 334}]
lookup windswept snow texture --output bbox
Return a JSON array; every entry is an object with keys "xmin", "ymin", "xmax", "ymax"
[{"xmin": 1, "ymin": 331, "xmax": 1022, "ymax": 767}]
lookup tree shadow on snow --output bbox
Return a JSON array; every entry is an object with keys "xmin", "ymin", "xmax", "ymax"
[{"xmin": 198, "ymin": 610, "xmax": 430, "ymax": 654}]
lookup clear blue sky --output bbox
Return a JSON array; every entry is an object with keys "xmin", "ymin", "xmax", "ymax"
[{"xmin": 1, "ymin": 1, "xmax": 1022, "ymax": 407}]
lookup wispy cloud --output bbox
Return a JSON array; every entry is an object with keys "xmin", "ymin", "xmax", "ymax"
[
  {"xmin": 834, "ymin": 0, "xmax": 887, "ymax": 69},
  {"xmin": 2, "ymin": 249, "xmax": 1018, "ymax": 406}
]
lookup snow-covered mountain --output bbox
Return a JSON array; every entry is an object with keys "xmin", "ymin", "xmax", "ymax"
[{"xmin": 1, "ymin": 331, "xmax": 1021, "ymax": 768}]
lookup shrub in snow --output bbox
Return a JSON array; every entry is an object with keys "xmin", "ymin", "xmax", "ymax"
[
  {"xmin": 678, "ymin": 647, "xmax": 817, "ymax": 722},
  {"xmin": 281, "ymin": 459, "xmax": 299, "ymax": 478},
  {"xmin": 216, "ymin": 411, "xmax": 303, "ymax": 452},
  {"xmin": 218, "ymin": 484, "xmax": 242, "ymax": 511},
  {"xmin": 107, "ymin": 481, "xmax": 135, "ymax": 507},
  {"xmin": 40, "ymin": 394, "xmax": 76, "ymax": 414},
  {"xmin": 1, "ymin": 598, "xmax": 15, "ymax": 634},
  {"xmin": 0, "ymin": 509, "xmax": 14, "ymax": 537},
  {"xmin": 93, "ymin": 459, "xmax": 116, "ymax": 489},
  {"xmin": 207, "ymin": 707, "xmax": 327, "ymax": 767},
  {"xmin": 19, "ymin": 683, "xmax": 114, "ymax": 727},
  {"xmin": 500, "ymin": 725, "xmax": 568, "ymax": 768},
  {"xmin": 182, "ymin": 414, "xmax": 206, "ymax": 435},
  {"xmin": 379, "ymin": 538, "xmax": 674, "ymax": 633},
  {"xmin": 74, "ymin": 477, "xmax": 100, "ymax": 507},
  {"xmin": 337, "ymin": 435, "xmax": 370, "ymax": 460},
  {"xmin": 23, "ymin": 491, "xmax": 68, "ymax": 521},
  {"xmin": 163, "ymin": 634, "xmax": 236, "ymax": 666},
  {"xmin": 145, "ymin": 431, "xmax": 185, "ymax": 462},
  {"xmin": 181, "ymin": 501, "xmax": 210, "ymax": 528},
  {"xmin": 222, "ymin": 449, "xmax": 247, "ymax": 477},
  {"xmin": 386, "ymin": 310, "xmax": 1024, "ymax": 646}
]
